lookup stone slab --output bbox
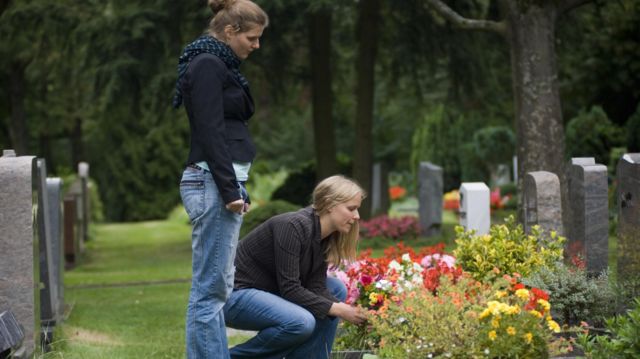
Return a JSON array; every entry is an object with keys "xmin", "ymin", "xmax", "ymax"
[
  {"xmin": 616, "ymin": 153, "xmax": 640, "ymax": 280},
  {"xmin": 418, "ymin": 162, "xmax": 443, "ymax": 237},
  {"xmin": 523, "ymin": 171, "xmax": 563, "ymax": 236}
]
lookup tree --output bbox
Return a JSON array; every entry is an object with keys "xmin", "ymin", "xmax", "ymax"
[
  {"xmin": 424, "ymin": 0, "xmax": 594, "ymax": 221},
  {"xmin": 308, "ymin": 5, "xmax": 337, "ymax": 180},
  {"xmin": 353, "ymin": 0, "xmax": 380, "ymax": 219}
]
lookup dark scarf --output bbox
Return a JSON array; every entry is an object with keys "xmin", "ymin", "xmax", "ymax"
[{"xmin": 173, "ymin": 35, "xmax": 249, "ymax": 108}]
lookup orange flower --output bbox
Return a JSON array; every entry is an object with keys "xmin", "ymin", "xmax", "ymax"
[{"xmin": 389, "ymin": 186, "xmax": 407, "ymax": 200}]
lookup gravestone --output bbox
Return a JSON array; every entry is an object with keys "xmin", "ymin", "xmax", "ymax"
[
  {"xmin": 78, "ymin": 162, "xmax": 90, "ymax": 242},
  {"xmin": 63, "ymin": 196, "xmax": 79, "ymax": 269},
  {"xmin": 616, "ymin": 153, "xmax": 640, "ymax": 281},
  {"xmin": 459, "ymin": 182, "xmax": 490, "ymax": 235},
  {"xmin": 418, "ymin": 162, "xmax": 443, "ymax": 237},
  {"xmin": 0, "ymin": 150, "xmax": 40, "ymax": 358},
  {"xmin": 35, "ymin": 159, "xmax": 57, "ymax": 347},
  {"xmin": 567, "ymin": 158, "xmax": 608, "ymax": 276},
  {"xmin": 46, "ymin": 178, "xmax": 64, "ymax": 324},
  {"xmin": 523, "ymin": 171, "xmax": 564, "ymax": 236},
  {"xmin": 0, "ymin": 310, "xmax": 24, "ymax": 357},
  {"xmin": 371, "ymin": 163, "xmax": 382, "ymax": 216}
]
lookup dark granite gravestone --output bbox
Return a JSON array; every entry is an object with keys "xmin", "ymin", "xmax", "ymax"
[
  {"xmin": 418, "ymin": 162, "xmax": 443, "ymax": 237},
  {"xmin": 523, "ymin": 171, "xmax": 564, "ymax": 236},
  {"xmin": 46, "ymin": 178, "xmax": 64, "ymax": 322},
  {"xmin": 0, "ymin": 310, "xmax": 24, "ymax": 358},
  {"xmin": 616, "ymin": 153, "xmax": 640, "ymax": 281},
  {"xmin": 35, "ymin": 159, "xmax": 57, "ymax": 348},
  {"xmin": 567, "ymin": 158, "xmax": 608, "ymax": 276},
  {"xmin": 0, "ymin": 150, "xmax": 40, "ymax": 358}
]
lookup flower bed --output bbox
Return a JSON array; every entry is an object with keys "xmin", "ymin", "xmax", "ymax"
[{"xmin": 330, "ymin": 222, "xmax": 577, "ymax": 358}]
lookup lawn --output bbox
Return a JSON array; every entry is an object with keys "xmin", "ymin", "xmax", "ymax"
[{"xmin": 47, "ymin": 205, "xmax": 516, "ymax": 358}]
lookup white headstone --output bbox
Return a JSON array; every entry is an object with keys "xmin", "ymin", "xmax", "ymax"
[{"xmin": 459, "ymin": 182, "xmax": 490, "ymax": 235}]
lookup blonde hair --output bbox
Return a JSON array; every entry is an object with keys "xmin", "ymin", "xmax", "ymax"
[
  {"xmin": 207, "ymin": 0, "xmax": 269, "ymax": 37},
  {"xmin": 312, "ymin": 175, "xmax": 366, "ymax": 266}
]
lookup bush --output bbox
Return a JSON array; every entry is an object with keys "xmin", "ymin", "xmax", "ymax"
[
  {"xmin": 565, "ymin": 106, "xmax": 625, "ymax": 166},
  {"xmin": 577, "ymin": 298, "xmax": 640, "ymax": 358},
  {"xmin": 522, "ymin": 264, "xmax": 616, "ymax": 327},
  {"xmin": 271, "ymin": 164, "xmax": 316, "ymax": 207},
  {"xmin": 453, "ymin": 216, "xmax": 565, "ymax": 282},
  {"xmin": 626, "ymin": 103, "xmax": 640, "ymax": 152},
  {"xmin": 239, "ymin": 200, "xmax": 299, "ymax": 238}
]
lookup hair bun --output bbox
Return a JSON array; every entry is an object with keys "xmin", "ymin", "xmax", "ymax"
[{"xmin": 208, "ymin": 0, "xmax": 236, "ymax": 14}]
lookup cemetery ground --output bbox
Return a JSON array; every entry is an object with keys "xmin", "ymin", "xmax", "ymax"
[{"xmin": 46, "ymin": 202, "xmax": 506, "ymax": 358}]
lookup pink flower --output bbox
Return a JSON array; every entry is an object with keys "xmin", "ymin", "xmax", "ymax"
[
  {"xmin": 360, "ymin": 274, "xmax": 373, "ymax": 286},
  {"xmin": 421, "ymin": 253, "xmax": 456, "ymax": 269}
]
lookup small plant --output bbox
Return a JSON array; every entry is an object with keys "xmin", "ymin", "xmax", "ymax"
[
  {"xmin": 577, "ymin": 298, "xmax": 640, "ymax": 358},
  {"xmin": 453, "ymin": 216, "xmax": 565, "ymax": 282},
  {"xmin": 522, "ymin": 264, "xmax": 616, "ymax": 327},
  {"xmin": 359, "ymin": 215, "xmax": 421, "ymax": 240}
]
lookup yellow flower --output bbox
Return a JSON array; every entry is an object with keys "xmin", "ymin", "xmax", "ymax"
[
  {"xmin": 529, "ymin": 310, "xmax": 543, "ymax": 318},
  {"xmin": 479, "ymin": 308, "xmax": 491, "ymax": 319},
  {"xmin": 515, "ymin": 289, "xmax": 530, "ymax": 300},
  {"xmin": 523, "ymin": 332, "xmax": 533, "ymax": 344},
  {"xmin": 495, "ymin": 290, "xmax": 507, "ymax": 299},
  {"xmin": 369, "ymin": 292, "xmax": 379, "ymax": 306},
  {"xmin": 538, "ymin": 299, "xmax": 551, "ymax": 312},
  {"xmin": 547, "ymin": 320, "xmax": 561, "ymax": 333},
  {"xmin": 491, "ymin": 317, "xmax": 500, "ymax": 328},
  {"xmin": 488, "ymin": 330, "xmax": 497, "ymax": 341},
  {"xmin": 507, "ymin": 326, "xmax": 516, "ymax": 336},
  {"xmin": 505, "ymin": 305, "xmax": 520, "ymax": 315}
]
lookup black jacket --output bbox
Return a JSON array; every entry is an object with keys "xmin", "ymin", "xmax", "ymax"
[
  {"xmin": 179, "ymin": 53, "xmax": 256, "ymax": 203},
  {"xmin": 233, "ymin": 207, "xmax": 338, "ymax": 319}
]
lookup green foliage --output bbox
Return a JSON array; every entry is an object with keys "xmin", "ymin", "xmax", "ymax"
[
  {"xmin": 577, "ymin": 298, "xmax": 640, "ymax": 358},
  {"xmin": 472, "ymin": 126, "xmax": 515, "ymax": 167},
  {"xmin": 410, "ymin": 105, "xmax": 464, "ymax": 192},
  {"xmin": 522, "ymin": 264, "xmax": 616, "ymax": 327},
  {"xmin": 239, "ymin": 200, "xmax": 298, "ymax": 238},
  {"xmin": 271, "ymin": 163, "xmax": 317, "ymax": 207},
  {"xmin": 565, "ymin": 107, "xmax": 625, "ymax": 166},
  {"xmin": 244, "ymin": 166, "xmax": 289, "ymax": 207},
  {"xmin": 368, "ymin": 276, "xmax": 486, "ymax": 358},
  {"xmin": 626, "ymin": 103, "xmax": 640, "ymax": 152},
  {"xmin": 453, "ymin": 216, "xmax": 565, "ymax": 282}
]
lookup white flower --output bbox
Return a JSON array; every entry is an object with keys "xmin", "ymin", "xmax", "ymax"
[
  {"xmin": 388, "ymin": 260, "xmax": 402, "ymax": 271},
  {"xmin": 484, "ymin": 348, "xmax": 490, "ymax": 355},
  {"xmin": 402, "ymin": 253, "xmax": 412, "ymax": 262}
]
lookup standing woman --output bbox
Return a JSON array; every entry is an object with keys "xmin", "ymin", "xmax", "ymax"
[
  {"xmin": 224, "ymin": 175, "xmax": 368, "ymax": 359},
  {"xmin": 173, "ymin": 1, "xmax": 268, "ymax": 358}
]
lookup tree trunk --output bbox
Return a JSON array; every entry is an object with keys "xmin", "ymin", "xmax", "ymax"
[
  {"xmin": 8, "ymin": 61, "xmax": 29, "ymax": 155},
  {"xmin": 505, "ymin": 3, "xmax": 568, "ymax": 222},
  {"xmin": 353, "ymin": 0, "xmax": 380, "ymax": 219},
  {"xmin": 308, "ymin": 9, "xmax": 337, "ymax": 181}
]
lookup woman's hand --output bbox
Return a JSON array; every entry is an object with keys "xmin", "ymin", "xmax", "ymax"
[
  {"xmin": 329, "ymin": 302, "xmax": 367, "ymax": 325},
  {"xmin": 225, "ymin": 199, "xmax": 245, "ymax": 214}
]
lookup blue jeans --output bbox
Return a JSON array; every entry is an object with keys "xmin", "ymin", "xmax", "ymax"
[
  {"xmin": 223, "ymin": 277, "xmax": 347, "ymax": 359},
  {"xmin": 180, "ymin": 166, "xmax": 246, "ymax": 359}
]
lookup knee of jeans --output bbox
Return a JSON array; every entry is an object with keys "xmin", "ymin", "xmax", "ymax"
[
  {"xmin": 327, "ymin": 277, "xmax": 348, "ymax": 302},
  {"xmin": 286, "ymin": 311, "xmax": 316, "ymax": 340}
]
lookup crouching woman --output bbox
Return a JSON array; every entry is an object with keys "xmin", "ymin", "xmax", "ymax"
[{"xmin": 223, "ymin": 175, "xmax": 368, "ymax": 359}]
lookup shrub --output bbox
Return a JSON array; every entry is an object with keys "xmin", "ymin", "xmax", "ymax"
[
  {"xmin": 271, "ymin": 163, "xmax": 316, "ymax": 207},
  {"xmin": 565, "ymin": 106, "xmax": 625, "ymax": 166},
  {"xmin": 239, "ymin": 200, "xmax": 299, "ymax": 238},
  {"xmin": 577, "ymin": 298, "xmax": 640, "ymax": 358},
  {"xmin": 522, "ymin": 264, "xmax": 616, "ymax": 328},
  {"xmin": 453, "ymin": 216, "xmax": 565, "ymax": 282}
]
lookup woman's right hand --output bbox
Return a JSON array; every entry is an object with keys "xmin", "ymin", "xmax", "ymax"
[
  {"xmin": 329, "ymin": 302, "xmax": 367, "ymax": 325},
  {"xmin": 225, "ymin": 199, "xmax": 245, "ymax": 214}
]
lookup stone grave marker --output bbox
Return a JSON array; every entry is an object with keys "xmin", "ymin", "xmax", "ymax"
[
  {"xmin": 567, "ymin": 158, "xmax": 608, "ymax": 276},
  {"xmin": 616, "ymin": 153, "xmax": 640, "ymax": 281},
  {"xmin": 418, "ymin": 162, "xmax": 443, "ymax": 237},
  {"xmin": 523, "ymin": 171, "xmax": 564, "ymax": 236},
  {"xmin": 35, "ymin": 159, "xmax": 57, "ymax": 346},
  {"xmin": 459, "ymin": 182, "xmax": 490, "ymax": 235},
  {"xmin": 46, "ymin": 178, "xmax": 64, "ymax": 324},
  {"xmin": 0, "ymin": 150, "xmax": 40, "ymax": 358},
  {"xmin": 0, "ymin": 310, "xmax": 24, "ymax": 358}
]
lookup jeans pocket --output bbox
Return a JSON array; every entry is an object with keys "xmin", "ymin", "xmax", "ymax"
[{"xmin": 180, "ymin": 180, "xmax": 205, "ymax": 222}]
